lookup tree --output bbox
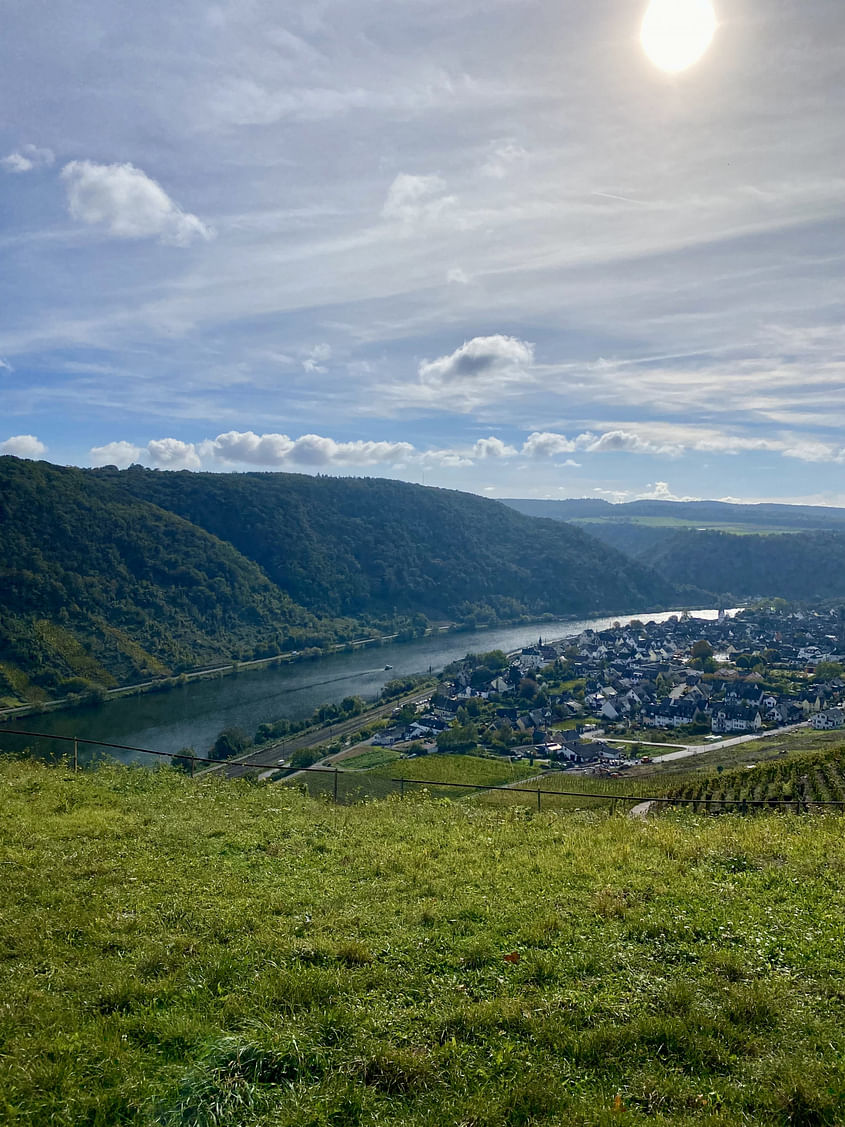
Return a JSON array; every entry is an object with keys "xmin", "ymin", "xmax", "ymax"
[
  {"xmin": 436, "ymin": 725, "xmax": 477, "ymax": 753},
  {"xmin": 814, "ymin": 661, "xmax": 844, "ymax": 683},
  {"xmin": 210, "ymin": 726, "xmax": 251, "ymax": 762},
  {"xmin": 691, "ymin": 640, "xmax": 714, "ymax": 660}
]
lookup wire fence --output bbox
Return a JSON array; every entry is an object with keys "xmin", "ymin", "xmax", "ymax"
[{"xmin": 2, "ymin": 728, "xmax": 844, "ymax": 813}]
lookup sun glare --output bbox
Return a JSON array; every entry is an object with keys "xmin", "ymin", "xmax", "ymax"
[{"xmin": 641, "ymin": 0, "xmax": 716, "ymax": 73}]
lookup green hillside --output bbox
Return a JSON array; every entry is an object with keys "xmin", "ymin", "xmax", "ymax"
[
  {"xmin": 3, "ymin": 758, "xmax": 845, "ymax": 1126},
  {"xmin": 0, "ymin": 458, "xmax": 321, "ymax": 700},
  {"xmin": 96, "ymin": 466, "xmax": 674, "ymax": 622},
  {"xmin": 648, "ymin": 528, "xmax": 845, "ymax": 601},
  {"xmin": 0, "ymin": 458, "xmax": 677, "ymax": 704}
]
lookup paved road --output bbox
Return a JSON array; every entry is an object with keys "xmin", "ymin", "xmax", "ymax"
[{"xmin": 649, "ymin": 721, "xmax": 810, "ymax": 764}]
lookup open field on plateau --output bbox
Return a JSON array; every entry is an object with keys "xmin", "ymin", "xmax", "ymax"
[{"xmin": 4, "ymin": 760, "xmax": 845, "ymax": 1126}]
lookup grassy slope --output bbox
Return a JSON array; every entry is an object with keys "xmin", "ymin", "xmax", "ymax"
[{"xmin": 3, "ymin": 761, "xmax": 845, "ymax": 1125}]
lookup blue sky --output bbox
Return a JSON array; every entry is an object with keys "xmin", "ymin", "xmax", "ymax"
[{"xmin": 1, "ymin": 0, "xmax": 844, "ymax": 503}]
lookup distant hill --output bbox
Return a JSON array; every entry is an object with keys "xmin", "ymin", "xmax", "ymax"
[
  {"xmin": 648, "ymin": 529, "xmax": 845, "ymax": 602},
  {"xmin": 503, "ymin": 497, "xmax": 845, "ymax": 531},
  {"xmin": 0, "ymin": 459, "xmax": 677, "ymax": 703},
  {"xmin": 502, "ymin": 498, "xmax": 845, "ymax": 602}
]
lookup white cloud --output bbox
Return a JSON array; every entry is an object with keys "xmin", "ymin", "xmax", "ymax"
[
  {"xmin": 420, "ymin": 334, "xmax": 534, "ymax": 388},
  {"xmin": 1, "ymin": 145, "xmax": 54, "ymax": 173},
  {"xmin": 636, "ymin": 482, "xmax": 696, "ymax": 502},
  {"xmin": 210, "ymin": 430, "xmax": 414, "ymax": 468},
  {"xmin": 576, "ymin": 430, "xmax": 683, "ymax": 457},
  {"xmin": 0, "ymin": 358, "xmax": 12, "ymax": 372},
  {"xmin": 472, "ymin": 436, "xmax": 517, "ymax": 459},
  {"xmin": 447, "ymin": 267, "xmax": 470, "ymax": 285},
  {"xmin": 1, "ymin": 434, "xmax": 47, "ymax": 458},
  {"xmin": 89, "ymin": 440, "xmax": 142, "ymax": 468},
  {"xmin": 382, "ymin": 173, "xmax": 454, "ymax": 227},
  {"xmin": 302, "ymin": 343, "xmax": 332, "ymax": 373},
  {"xmin": 61, "ymin": 161, "xmax": 213, "ymax": 246},
  {"xmin": 780, "ymin": 440, "xmax": 845, "ymax": 464},
  {"xmin": 521, "ymin": 431, "xmax": 578, "ymax": 458},
  {"xmin": 146, "ymin": 438, "xmax": 202, "ymax": 469}
]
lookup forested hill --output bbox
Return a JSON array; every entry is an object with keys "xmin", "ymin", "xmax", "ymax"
[
  {"xmin": 0, "ymin": 458, "xmax": 679, "ymax": 703},
  {"xmin": 0, "ymin": 458, "xmax": 323, "ymax": 702},
  {"xmin": 647, "ymin": 529, "xmax": 845, "ymax": 602},
  {"xmin": 95, "ymin": 465, "xmax": 674, "ymax": 621}
]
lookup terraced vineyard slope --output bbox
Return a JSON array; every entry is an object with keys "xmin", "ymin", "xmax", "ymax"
[{"xmin": 666, "ymin": 743, "xmax": 845, "ymax": 812}]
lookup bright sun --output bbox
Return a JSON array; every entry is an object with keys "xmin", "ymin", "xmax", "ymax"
[{"xmin": 641, "ymin": 0, "xmax": 717, "ymax": 73}]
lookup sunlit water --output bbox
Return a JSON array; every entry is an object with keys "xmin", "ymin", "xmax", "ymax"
[{"xmin": 0, "ymin": 609, "xmax": 726, "ymax": 766}]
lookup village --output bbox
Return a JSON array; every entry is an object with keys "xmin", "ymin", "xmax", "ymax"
[{"xmin": 371, "ymin": 605, "xmax": 845, "ymax": 771}]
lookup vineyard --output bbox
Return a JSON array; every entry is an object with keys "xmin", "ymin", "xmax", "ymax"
[{"xmin": 665, "ymin": 743, "xmax": 845, "ymax": 813}]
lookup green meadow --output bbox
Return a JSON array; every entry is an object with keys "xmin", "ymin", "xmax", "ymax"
[{"xmin": 3, "ymin": 758, "xmax": 845, "ymax": 1125}]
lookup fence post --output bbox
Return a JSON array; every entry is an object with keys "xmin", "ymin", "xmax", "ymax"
[
  {"xmin": 537, "ymin": 788, "xmax": 541, "ymax": 813},
  {"xmin": 190, "ymin": 754, "xmax": 195, "ymax": 779},
  {"xmin": 334, "ymin": 768, "xmax": 339, "ymax": 804},
  {"xmin": 400, "ymin": 776, "xmax": 405, "ymax": 799},
  {"xmin": 73, "ymin": 738, "xmax": 79, "ymax": 772}
]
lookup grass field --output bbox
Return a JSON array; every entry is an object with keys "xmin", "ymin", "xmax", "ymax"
[
  {"xmin": 335, "ymin": 747, "xmax": 401, "ymax": 771},
  {"xmin": 4, "ymin": 759, "xmax": 845, "ymax": 1125},
  {"xmin": 474, "ymin": 770, "xmax": 665, "ymax": 812},
  {"xmin": 366, "ymin": 753, "xmax": 539, "ymax": 787}
]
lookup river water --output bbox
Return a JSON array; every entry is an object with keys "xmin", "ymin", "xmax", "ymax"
[{"xmin": 0, "ymin": 608, "xmax": 724, "ymax": 766}]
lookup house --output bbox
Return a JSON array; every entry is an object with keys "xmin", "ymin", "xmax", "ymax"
[
  {"xmin": 811, "ymin": 708, "xmax": 845, "ymax": 730},
  {"xmin": 711, "ymin": 706, "xmax": 764, "ymax": 735}
]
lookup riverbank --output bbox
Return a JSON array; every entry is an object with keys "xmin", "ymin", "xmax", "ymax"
[
  {"xmin": 0, "ymin": 603, "xmax": 723, "ymax": 723},
  {"xmin": 0, "ymin": 607, "xmax": 728, "ymax": 767}
]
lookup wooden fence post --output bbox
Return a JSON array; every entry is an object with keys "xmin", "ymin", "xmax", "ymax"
[
  {"xmin": 73, "ymin": 738, "xmax": 79, "ymax": 772},
  {"xmin": 537, "ymin": 788, "xmax": 541, "ymax": 813},
  {"xmin": 334, "ymin": 768, "xmax": 339, "ymax": 804},
  {"xmin": 400, "ymin": 777, "xmax": 405, "ymax": 798}
]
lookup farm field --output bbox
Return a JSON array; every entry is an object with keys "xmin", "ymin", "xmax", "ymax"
[
  {"xmin": 286, "ymin": 753, "xmax": 538, "ymax": 803},
  {"xmin": 4, "ymin": 759, "xmax": 845, "ymax": 1125},
  {"xmin": 575, "ymin": 516, "xmax": 801, "ymax": 534}
]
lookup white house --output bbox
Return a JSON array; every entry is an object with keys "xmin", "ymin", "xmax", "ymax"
[{"xmin": 811, "ymin": 708, "xmax": 845, "ymax": 730}]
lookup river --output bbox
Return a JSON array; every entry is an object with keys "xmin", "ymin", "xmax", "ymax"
[{"xmin": 0, "ymin": 608, "xmax": 725, "ymax": 767}]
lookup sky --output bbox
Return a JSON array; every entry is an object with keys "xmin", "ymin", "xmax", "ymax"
[{"xmin": 1, "ymin": 0, "xmax": 844, "ymax": 504}]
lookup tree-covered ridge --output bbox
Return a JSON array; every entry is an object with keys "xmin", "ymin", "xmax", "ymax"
[
  {"xmin": 95, "ymin": 466, "xmax": 674, "ymax": 621},
  {"xmin": 0, "ymin": 458, "xmax": 678, "ymax": 704},
  {"xmin": 648, "ymin": 529, "xmax": 845, "ymax": 601},
  {"xmin": 0, "ymin": 458, "xmax": 321, "ymax": 700}
]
